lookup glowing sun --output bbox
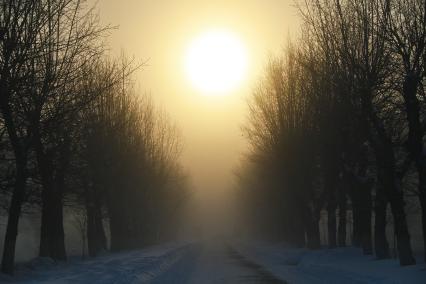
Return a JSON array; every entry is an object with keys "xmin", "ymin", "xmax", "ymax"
[{"xmin": 184, "ymin": 30, "xmax": 248, "ymax": 95}]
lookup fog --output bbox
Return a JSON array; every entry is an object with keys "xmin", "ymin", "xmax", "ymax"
[
  {"xmin": 1, "ymin": 2, "xmax": 425, "ymax": 279},
  {"xmin": 88, "ymin": 0, "xmax": 301, "ymax": 241},
  {"xmin": 92, "ymin": 0, "xmax": 300, "ymax": 199}
]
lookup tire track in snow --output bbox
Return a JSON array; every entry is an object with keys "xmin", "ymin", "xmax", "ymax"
[{"xmin": 226, "ymin": 245, "xmax": 287, "ymax": 284}]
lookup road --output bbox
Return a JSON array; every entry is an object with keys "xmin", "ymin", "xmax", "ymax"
[
  {"xmin": 5, "ymin": 241, "xmax": 287, "ymax": 283},
  {"xmin": 151, "ymin": 241, "xmax": 286, "ymax": 284}
]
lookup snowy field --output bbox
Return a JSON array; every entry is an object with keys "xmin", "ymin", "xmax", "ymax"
[{"xmin": 1, "ymin": 240, "xmax": 426, "ymax": 283}]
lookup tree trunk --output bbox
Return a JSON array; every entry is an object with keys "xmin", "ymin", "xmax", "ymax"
[
  {"xmin": 402, "ymin": 73, "xmax": 425, "ymax": 263},
  {"xmin": 374, "ymin": 182, "xmax": 390, "ymax": 259},
  {"xmin": 350, "ymin": 188, "xmax": 362, "ymax": 247},
  {"xmin": 353, "ymin": 209, "xmax": 361, "ymax": 246},
  {"xmin": 419, "ymin": 181, "xmax": 426, "ymax": 263},
  {"xmin": 375, "ymin": 154, "xmax": 415, "ymax": 264},
  {"xmin": 1, "ymin": 166, "xmax": 27, "ymax": 274},
  {"xmin": 416, "ymin": 152, "xmax": 426, "ymax": 262},
  {"xmin": 338, "ymin": 191, "xmax": 347, "ymax": 247},
  {"xmin": 360, "ymin": 182, "xmax": 373, "ymax": 254},
  {"xmin": 39, "ymin": 188, "xmax": 50, "ymax": 257},
  {"xmin": 86, "ymin": 187, "xmax": 107, "ymax": 257},
  {"xmin": 325, "ymin": 166, "xmax": 338, "ymax": 248},
  {"xmin": 50, "ymin": 189, "xmax": 67, "ymax": 260},
  {"xmin": 294, "ymin": 195, "xmax": 307, "ymax": 247},
  {"xmin": 95, "ymin": 202, "xmax": 107, "ymax": 250},
  {"xmin": 0, "ymin": 86, "xmax": 29, "ymax": 274},
  {"xmin": 369, "ymin": 105, "xmax": 415, "ymax": 265},
  {"xmin": 39, "ymin": 180, "xmax": 67, "ymax": 260},
  {"xmin": 35, "ymin": 132, "xmax": 68, "ymax": 261},
  {"xmin": 305, "ymin": 203, "xmax": 321, "ymax": 249},
  {"xmin": 386, "ymin": 177, "xmax": 416, "ymax": 265},
  {"xmin": 327, "ymin": 201, "xmax": 337, "ymax": 248},
  {"xmin": 283, "ymin": 191, "xmax": 305, "ymax": 247},
  {"xmin": 107, "ymin": 185, "xmax": 126, "ymax": 251}
]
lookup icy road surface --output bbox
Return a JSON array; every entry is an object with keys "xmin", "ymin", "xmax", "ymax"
[{"xmin": 151, "ymin": 241, "xmax": 285, "ymax": 284}]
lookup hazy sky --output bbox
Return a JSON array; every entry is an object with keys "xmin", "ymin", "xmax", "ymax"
[{"xmin": 93, "ymin": 0, "xmax": 300, "ymax": 198}]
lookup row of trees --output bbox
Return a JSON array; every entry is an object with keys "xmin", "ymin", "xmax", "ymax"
[
  {"xmin": 0, "ymin": 0, "xmax": 188, "ymax": 274},
  {"xmin": 239, "ymin": 0, "xmax": 425, "ymax": 266}
]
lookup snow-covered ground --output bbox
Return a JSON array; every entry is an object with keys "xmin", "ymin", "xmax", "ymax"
[
  {"xmin": 0, "ymin": 242, "xmax": 194, "ymax": 283},
  {"xmin": 234, "ymin": 242, "xmax": 426, "ymax": 284},
  {"xmin": 1, "ymin": 240, "xmax": 425, "ymax": 283}
]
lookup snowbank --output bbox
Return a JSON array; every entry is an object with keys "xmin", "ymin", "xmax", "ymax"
[
  {"xmin": 234, "ymin": 242, "xmax": 426, "ymax": 284},
  {"xmin": 0, "ymin": 242, "xmax": 194, "ymax": 283}
]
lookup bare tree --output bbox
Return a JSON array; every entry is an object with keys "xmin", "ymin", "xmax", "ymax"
[
  {"xmin": 28, "ymin": 0, "xmax": 109, "ymax": 261},
  {"xmin": 0, "ymin": 1, "xmax": 45, "ymax": 274},
  {"xmin": 244, "ymin": 46, "xmax": 320, "ymax": 247},
  {"xmin": 386, "ymin": 0, "xmax": 426, "ymax": 262},
  {"xmin": 76, "ymin": 57, "xmax": 187, "ymax": 252},
  {"xmin": 300, "ymin": 0, "xmax": 416, "ymax": 265}
]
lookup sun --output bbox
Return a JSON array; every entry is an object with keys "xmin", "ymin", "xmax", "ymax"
[{"xmin": 184, "ymin": 30, "xmax": 248, "ymax": 95}]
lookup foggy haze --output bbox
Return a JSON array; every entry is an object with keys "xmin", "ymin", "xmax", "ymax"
[{"xmin": 1, "ymin": 1, "xmax": 425, "ymax": 283}]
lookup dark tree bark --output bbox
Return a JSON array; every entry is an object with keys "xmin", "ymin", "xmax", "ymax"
[
  {"xmin": 419, "ymin": 178, "xmax": 426, "ymax": 263},
  {"xmin": 323, "ymin": 153, "xmax": 339, "ymax": 249},
  {"xmin": 293, "ymin": 201, "xmax": 307, "ymax": 248},
  {"xmin": 283, "ymin": 189, "xmax": 305, "ymax": 247},
  {"xmin": 360, "ymin": 182, "xmax": 373, "ymax": 255},
  {"xmin": 1, "ymin": 162, "xmax": 27, "ymax": 274},
  {"xmin": 325, "ymin": 167, "xmax": 338, "ymax": 248},
  {"xmin": 373, "ymin": 140, "xmax": 415, "ymax": 265},
  {"xmin": 35, "ymin": 130, "xmax": 69, "ymax": 261},
  {"xmin": 338, "ymin": 190, "xmax": 347, "ymax": 247},
  {"xmin": 305, "ymin": 202, "xmax": 321, "ymax": 249},
  {"xmin": 351, "ymin": 191, "xmax": 362, "ymax": 247},
  {"xmin": 86, "ymin": 186, "xmax": 107, "ymax": 257},
  {"xmin": 386, "ymin": 0, "xmax": 426, "ymax": 262},
  {"xmin": 39, "ymin": 187, "xmax": 50, "ymax": 257},
  {"xmin": 355, "ymin": 150, "xmax": 373, "ymax": 255},
  {"xmin": 38, "ymin": 175, "xmax": 67, "ymax": 260},
  {"xmin": 327, "ymin": 199, "xmax": 337, "ymax": 248},
  {"xmin": 107, "ymin": 184, "xmax": 127, "ymax": 251},
  {"xmin": 374, "ymin": 184, "xmax": 390, "ymax": 259},
  {"xmin": 0, "ymin": 86, "xmax": 29, "ymax": 274},
  {"xmin": 402, "ymin": 73, "xmax": 426, "ymax": 262},
  {"xmin": 386, "ymin": 177, "xmax": 416, "ymax": 265},
  {"xmin": 0, "ymin": 1, "xmax": 35, "ymax": 272}
]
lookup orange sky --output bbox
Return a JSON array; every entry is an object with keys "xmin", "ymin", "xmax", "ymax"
[{"xmin": 93, "ymin": 0, "xmax": 300, "ymax": 199}]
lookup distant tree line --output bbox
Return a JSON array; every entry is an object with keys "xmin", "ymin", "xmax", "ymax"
[
  {"xmin": 239, "ymin": 0, "xmax": 425, "ymax": 266},
  {"xmin": 0, "ymin": 0, "xmax": 188, "ymax": 274}
]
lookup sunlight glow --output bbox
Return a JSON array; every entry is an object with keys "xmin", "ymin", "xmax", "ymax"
[{"xmin": 185, "ymin": 30, "xmax": 248, "ymax": 95}]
